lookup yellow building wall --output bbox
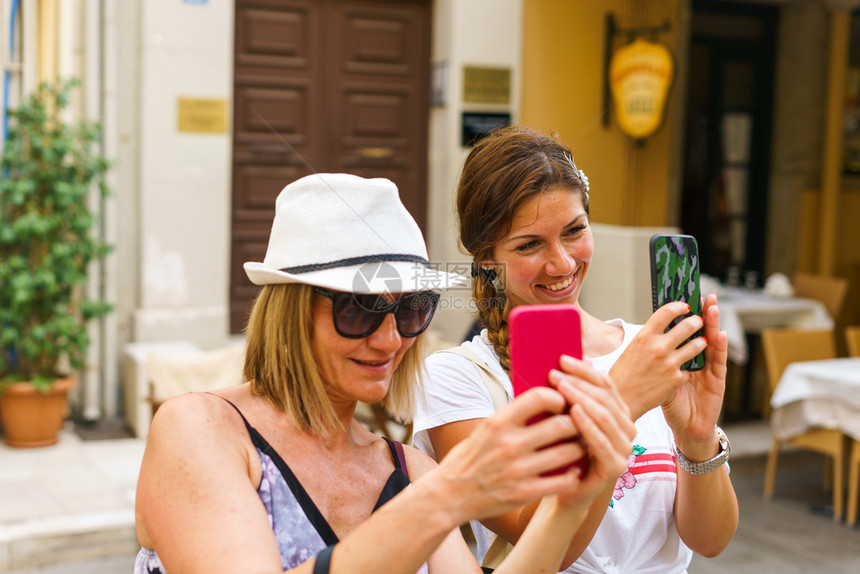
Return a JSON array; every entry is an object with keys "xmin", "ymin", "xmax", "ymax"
[
  {"xmin": 798, "ymin": 185, "xmax": 860, "ymax": 326},
  {"xmin": 521, "ymin": 0, "xmax": 682, "ymax": 227}
]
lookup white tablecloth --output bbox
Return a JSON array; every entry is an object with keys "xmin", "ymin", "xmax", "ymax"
[
  {"xmin": 714, "ymin": 285, "xmax": 833, "ymax": 364},
  {"xmin": 770, "ymin": 358, "xmax": 860, "ymax": 441}
]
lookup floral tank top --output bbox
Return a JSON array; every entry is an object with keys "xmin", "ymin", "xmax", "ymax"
[{"xmin": 134, "ymin": 399, "xmax": 428, "ymax": 573}]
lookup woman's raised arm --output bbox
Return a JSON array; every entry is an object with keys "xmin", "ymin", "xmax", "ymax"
[{"xmin": 137, "ymin": 387, "xmax": 598, "ymax": 574}]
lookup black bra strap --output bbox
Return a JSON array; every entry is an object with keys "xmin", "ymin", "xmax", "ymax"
[
  {"xmin": 206, "ymin": 395, "xmax": 410, "ymax": 543},
  {"xmin": 204, "ymin": 392, "xmax": 339, "ymax": 545},
  {"xmin": 313, "ymin": 545, "xmax": 335, "ymax": 574},
  {"xmin": 381, "ymin": 437, "xmax": 407, "ymax": 474},
  {"xmin": 205, "ymin": 393, "xmax": 254, "ymax": 431}
]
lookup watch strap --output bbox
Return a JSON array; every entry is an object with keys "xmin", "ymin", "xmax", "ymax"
[{"xmin": 674, "ymin": 426, "xmax": 731, "ymax": 475}]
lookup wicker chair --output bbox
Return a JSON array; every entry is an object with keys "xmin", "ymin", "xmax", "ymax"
[{"xmin": 761, "ymin": 327, "xmax": 846, "ymax": 521}]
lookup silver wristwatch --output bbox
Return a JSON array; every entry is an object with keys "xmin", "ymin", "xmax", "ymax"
[{"xmin": 674, "ymin": 426, "xmax": 731, "ymax": 475}]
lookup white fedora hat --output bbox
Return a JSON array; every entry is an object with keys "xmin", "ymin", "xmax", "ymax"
[{"xmin": 244, "ymin": 173, "xmax": 466, "ymax": 293}]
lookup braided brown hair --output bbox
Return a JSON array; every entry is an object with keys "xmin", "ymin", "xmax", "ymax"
[{"xmin": 457, "ymin": 126, "xmax": 590, "ymax": 376}]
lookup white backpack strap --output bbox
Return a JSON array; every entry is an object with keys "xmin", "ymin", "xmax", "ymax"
[
  {"xmin": 435, "ymin": 345, "xmax": 514, "ymax": 570},
  {"xmin": 437, "ymin": 346, "xmax": 509, "ymax": 412}
]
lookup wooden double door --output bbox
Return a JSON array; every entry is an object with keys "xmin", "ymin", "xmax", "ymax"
[{"xmin": 230, "ymin": 0, "xmax": 431, "ymax": 332}]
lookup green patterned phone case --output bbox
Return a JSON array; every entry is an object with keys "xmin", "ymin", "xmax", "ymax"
[{"xmin": 649, "ymin": 234, "xmax": 704, "ymax": 371}]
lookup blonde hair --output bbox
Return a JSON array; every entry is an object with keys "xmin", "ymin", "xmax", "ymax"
[
  {"xmin": 243, "ymin": 284, "xmax": 425, "ymax": 436},
  {"xmin": 457, "ymin": 126, "xmax": 589, "ymax": 375}
]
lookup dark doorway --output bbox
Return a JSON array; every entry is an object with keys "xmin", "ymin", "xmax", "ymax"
[
  {"xmin": 681, "ymin": 0, "xmax": 778, "ymax": 286},
  {"xmin": 229, "ymin": 0, "xmax": 432, "ymax": 333}
]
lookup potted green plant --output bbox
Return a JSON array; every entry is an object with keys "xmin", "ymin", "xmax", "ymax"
[{"xmin": 0, "ymin": 79, "xmax": 112, "ymax": 447}]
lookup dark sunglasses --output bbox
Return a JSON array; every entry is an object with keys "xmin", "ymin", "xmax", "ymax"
[{"xmin": 313, "ymin": 287, "xmax": 439, "ymax": 339}]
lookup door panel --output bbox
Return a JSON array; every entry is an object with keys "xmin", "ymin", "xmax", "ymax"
[
  {"xmin": 232, "ymin": 1, "xmax": 323, "ymax": 330},
  {"xmin": 230, "ymin": 0, "xmax": 430, "ymax": 332},
  {"xmin": 233, "ymin": 87, "xmax": 311, "ymax": 145},
  {"xmin": 328, "ymin": 1, "xmax": 430, "ymax": 233}
]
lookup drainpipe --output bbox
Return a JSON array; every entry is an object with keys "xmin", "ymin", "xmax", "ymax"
[
  {"xmin": 819, "ymin": 1, "xmax": 859, "ymax": 276},
  {"xmin": 98, "ymin": 0, "xmax": 121, "ymax": 421},
  {"xmin": 83, "ymin": 0, "xmax": 116, "ymax": 421}
]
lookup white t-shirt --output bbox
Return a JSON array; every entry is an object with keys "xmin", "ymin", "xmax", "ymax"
[{"xmin": 413, "ymin": 320, "xmax": 692, "ymax": 574}]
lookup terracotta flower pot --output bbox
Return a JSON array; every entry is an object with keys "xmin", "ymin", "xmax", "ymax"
[{"xmin": 0, "ymin": 377, "xmax": 78, "ymax": 447}]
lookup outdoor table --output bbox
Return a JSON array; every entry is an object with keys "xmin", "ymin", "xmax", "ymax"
[
  {"xmin": 770, "ymin": 358, "xmax": 860, "ymax": 442},
  {"xmin": 706, "ymin": 283, "xmax": 833, "ymax": 419},
  {"xmin": 715, "ymin": 285, "xmax": 834, "ymax": 365}
]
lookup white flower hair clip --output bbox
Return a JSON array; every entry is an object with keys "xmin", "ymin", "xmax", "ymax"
[{"xmin": 564, "ymin": 151, "xmax": 590, "ymax": 196}]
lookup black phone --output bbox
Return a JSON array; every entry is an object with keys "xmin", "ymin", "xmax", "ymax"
[{"xmin": 649, "ymin": 234, "xmax": 704, "ymax": 371}]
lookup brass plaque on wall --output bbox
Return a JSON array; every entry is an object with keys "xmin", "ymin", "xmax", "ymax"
[
  {"xmin": 177, "ymin": 97, "xmax": 229, "ymax": 134},
  {"xmin": 463, "ymin": 66, "xmax": 511, "ymax": 104}
]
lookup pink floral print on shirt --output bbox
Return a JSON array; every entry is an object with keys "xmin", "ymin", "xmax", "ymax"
[{"xmin": 610, "ymin": 445, "xmax": 647, "ymax": 508}]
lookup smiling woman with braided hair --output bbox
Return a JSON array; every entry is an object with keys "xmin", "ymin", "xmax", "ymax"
[{"xmin": 413, "ymin": 126, "xmax": 738, "ymax": 573}]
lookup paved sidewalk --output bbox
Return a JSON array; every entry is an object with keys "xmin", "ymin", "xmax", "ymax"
[
  {"xmin": 0, "ymin": 425, "xmax": 144, "ymax": 571},
  {"xmin": 689, "ymin": 449, "xmax": 860, "ymax": 574}
]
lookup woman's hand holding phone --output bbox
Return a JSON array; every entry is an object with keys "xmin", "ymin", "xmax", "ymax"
[
  {"xmin": 609, "ymin": 302, "xmax": 707, "ymax": 420},
  {"xmin": 660, "ymin": 293, "xmax": 729, "ymax": 441},
  {"xmin": 547, "ymin": 357, "xmax": 636, "ymax": 506},
  {"xmin": 430, "ymin": 385, "xmax": 592, "ymax": 523},
  {"xmin": 644, "ymin": 234, "xmax": 729, "ymax": 438}
]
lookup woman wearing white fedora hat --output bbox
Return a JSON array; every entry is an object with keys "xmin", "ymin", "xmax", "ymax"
[{"xmin": 133, "ymin": 173, "xmax": 635, "ymax": 574}]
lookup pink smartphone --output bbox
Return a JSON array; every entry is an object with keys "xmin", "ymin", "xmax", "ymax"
[
  {"xmin": 508, "ymin": 304, "xmax": 588, "ymax": 477},
  {"xmin": 509, "ymin": 304, "xmax": 583, "ymax": 395}
]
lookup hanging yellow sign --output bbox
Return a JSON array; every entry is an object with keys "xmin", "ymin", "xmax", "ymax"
[{"xmin": 609, "ymin": 39, "xmax": 675, "ymax": 140}]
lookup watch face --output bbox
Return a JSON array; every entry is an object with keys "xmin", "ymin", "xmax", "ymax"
[{"xmin": 716, "ymin": 427, "xmax": 731, "ymax": 455}]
